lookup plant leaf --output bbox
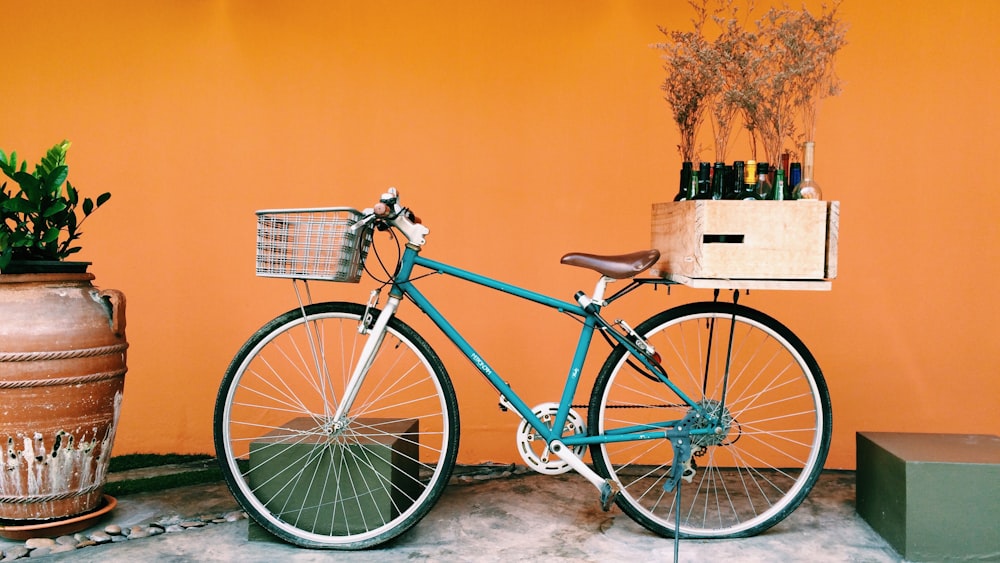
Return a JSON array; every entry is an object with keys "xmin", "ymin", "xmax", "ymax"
[
  {"xmin": 43, "ymin": 165, "xmax": 69, "ymax": 193},
  {"xmin": 12, "ymin": 170, "xmax": 40, "ymax": 201},
  {"xmin": 12, "ymin": 232, "xmax": 34, "ymax": 246},
  {"xmin": 43, "ymin": 201, "xmax": 68, "ymax": 217},
  {"xmin": 96, "ymin": 192, "xmax": 111, "ymax": 206},
  {"xmin": 2, "ymin": 198, "xmax": 35, "ymax": 213},
  {"xmin": 40, "ymin": 228, "xmax": 60, "ymax": 243},
  {"xmin": 0, "ymin": 150, "xmax": 15, "ymax": 176},
  {"xmin": 37, "ymin": 140, "xmax": 70, "ymax": 177},
  {"xmin": 83, "ymin": 198, "xmax": 94, "ymax": 215}
]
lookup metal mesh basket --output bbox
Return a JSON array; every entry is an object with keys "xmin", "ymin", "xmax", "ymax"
[{"xmin": 255, "ymin": 207, "xmax": 373, "ymax": 282}]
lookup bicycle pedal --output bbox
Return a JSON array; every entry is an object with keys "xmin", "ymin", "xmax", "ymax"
[{"xmin": 600, "ymin": 479, "xmax": 620, "ymax": 512}]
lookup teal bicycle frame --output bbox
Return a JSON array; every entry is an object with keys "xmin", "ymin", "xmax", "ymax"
[{"xmin": 380, "ymin": 245, "xmax": 720, "ymax": 453}]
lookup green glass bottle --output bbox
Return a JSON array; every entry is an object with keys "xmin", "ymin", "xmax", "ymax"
[
  {"xmin": 727, "ymin": 161, "xmax": 745, "ymax": 200},
  {"xmin": 773, "ymin": 169, "xmax": 786, "ymax": 201},
  {"xmin": 692, "ymin": 162, "xmax": 713, "ymax": 200},
  {"xmin": 711, "ymin": 162, "xmax": 725, "ymax": 200},
  {"xmin": 674, "ymin": 161, "xmax": 693, "ymax": 201}
]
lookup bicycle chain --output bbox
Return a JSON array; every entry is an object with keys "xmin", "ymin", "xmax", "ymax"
[{"xmin": 569, "ymin": 403, "xmax": 683, "ymax": 410}]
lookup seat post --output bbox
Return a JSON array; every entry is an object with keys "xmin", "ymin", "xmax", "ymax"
[{"xmin": 590, "ymin": 276, "xmax": 614, "ymax": 305}]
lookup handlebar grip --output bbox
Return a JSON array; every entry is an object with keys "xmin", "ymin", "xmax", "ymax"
[{"xmin": 373, "ymin": 202, "xmax": 391, "ymax": 217}]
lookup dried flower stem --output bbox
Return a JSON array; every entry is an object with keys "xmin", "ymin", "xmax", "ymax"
[
  {"xmin": 711, "ymin": 0, "xmax": 755, "ymax": 162},
  {"xmin": 656, "ymin": 0, "xmax": 716, "ymax": 163},
  {"xmin": 794, "ymin": 2, "xmax": 848, "ymax": 142},
  {"xmin": 656, "ymin": 1, "xmax": 847, "ymax": 165}
]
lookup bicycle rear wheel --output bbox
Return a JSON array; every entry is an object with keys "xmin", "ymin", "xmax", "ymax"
[
  {"xmin": 588, "ymin": 301, "xmax": 831, "ymax": 538},
  {"xmin": 214, "ymin": 301, "xmax": 459, "ymax": 549}
]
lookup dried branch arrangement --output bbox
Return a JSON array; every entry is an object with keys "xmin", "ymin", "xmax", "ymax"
[{"xmin": 656, "ymin": 1, "xmax": 847, "ymax": 165}]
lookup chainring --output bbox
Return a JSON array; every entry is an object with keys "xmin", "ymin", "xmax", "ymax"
[{"xmin": 515, "ymin": 402, "xmax": 587, "ymax": 475}]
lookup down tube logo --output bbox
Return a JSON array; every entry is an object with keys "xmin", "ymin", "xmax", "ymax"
[{"xmin": 470, "ymin": 353, "xmax": 493, "ymax": 376}]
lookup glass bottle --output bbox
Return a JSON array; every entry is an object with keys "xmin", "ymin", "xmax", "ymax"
[
  {"xmin": 686, "ymin": 166, "xmax": 698, "ymax": 200},
  {"xmin": 788, "ymin": 162, "xmax": 802, "ymax": 200},
  {"xmin": 710, "ymin": 162, "xmax": 726, "ymax": 200},
  {"xmin": 742, "ymin": 160, "xmax": 762, "ymax": 200},
  {"xmin": 692, "ymin": 162, "xmax": 713, "ymax": 200},
  {"xmin": 792, "ymin": 142, "xmax": 823, "ymax": 199},
  {"xmin": 674, "ymin": 161, "xmax": 693, "ymax": 201},
  {"xmin": 727, "ymin": 161, "xmax": 745, "ymax": 200},
  {"xmin": 755, "ymin": 162, "xmax": 772, "ymax": 200},
  {"xmin": 773, "ymin": 169, "xmax": 786, "ymax": 201},
  {"xmin": 779, "ymin": 152, "xmax": 790, "ymax": 185}
]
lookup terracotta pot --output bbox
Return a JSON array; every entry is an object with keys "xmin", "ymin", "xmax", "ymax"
[{"xmin": 0, "ymin": 272, "xmax": 127, "ymax": 521}]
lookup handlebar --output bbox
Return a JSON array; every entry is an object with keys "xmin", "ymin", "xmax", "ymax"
[{"xmin": 353, "ymin": 187, "xmax": 429, "ymax": 246}]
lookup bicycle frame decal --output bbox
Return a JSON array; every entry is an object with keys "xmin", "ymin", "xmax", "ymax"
[{"xmin": 469, "ymin": 352, "xmax": 493, "ymax": 376}]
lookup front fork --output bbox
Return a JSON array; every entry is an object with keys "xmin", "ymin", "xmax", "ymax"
[{"xmin": 329, "ymin": 294, "xmax": 402, "ymax": 427}]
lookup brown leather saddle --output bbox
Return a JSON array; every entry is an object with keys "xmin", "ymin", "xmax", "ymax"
[{"xmin": 560, "ymin": 249, "xmax": 660, "ymax": 279}]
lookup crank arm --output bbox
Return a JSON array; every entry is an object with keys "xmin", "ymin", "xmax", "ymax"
[{"xmin": 549, "ymin": 440, "xmax": 621, "ymax": 511}]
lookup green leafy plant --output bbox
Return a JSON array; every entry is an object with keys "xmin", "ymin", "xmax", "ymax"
[{"xmin": 0, "ymin": 140, "xmax": 111, "ymax": 270}]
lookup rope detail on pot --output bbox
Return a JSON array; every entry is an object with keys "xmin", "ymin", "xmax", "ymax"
[
  {"xmin": 0, "ymin": 368, "xmax": 126, "ymax": 389},
  {"xmin": 0, "ymin": 483, "xmax": 104, "ymax": 504},
  {"xmin": 0, "ymin": 343, "xmax": 128, "ymax": 363}
]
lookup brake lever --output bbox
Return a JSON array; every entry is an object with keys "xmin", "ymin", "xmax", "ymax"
[{"xmin": 349, "ymin": 211, "xmax": 378, "ymax": 234}]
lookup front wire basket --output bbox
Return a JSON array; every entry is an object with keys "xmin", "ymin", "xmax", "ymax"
[{"xmin": 255, "ymin": 207, "xmax": 373, "ymax": 282}]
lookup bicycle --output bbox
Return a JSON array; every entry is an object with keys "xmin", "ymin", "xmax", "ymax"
[{"xmin": 213, "ymin": 187, "xmax": 832, "ymax": 551}]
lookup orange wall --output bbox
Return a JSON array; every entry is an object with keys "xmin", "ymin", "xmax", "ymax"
[{"xmin": 4, "ymin": 1, "xmax": 999, "ymax": 469}]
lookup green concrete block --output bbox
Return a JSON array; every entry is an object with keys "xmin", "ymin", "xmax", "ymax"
[
  {"xmin": 248, "ymin": 417, "xmax": 419, "ymax": 540},
  {"xmin": 856, "ymin": 432, "xmax": 1000, "ymax": 561},
  {"xmin": 247, "ymin": 519, "xmax": 284, "ymax": 543}
]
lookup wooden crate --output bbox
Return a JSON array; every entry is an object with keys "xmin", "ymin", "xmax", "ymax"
[{"xmin": 650, "ymin": 200, "xmax": 839, "ymax": 290}]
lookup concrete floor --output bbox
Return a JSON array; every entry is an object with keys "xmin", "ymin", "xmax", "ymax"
[{"xmin": 2, "ymin": 470, "xmax": 903, "ymax": 562}]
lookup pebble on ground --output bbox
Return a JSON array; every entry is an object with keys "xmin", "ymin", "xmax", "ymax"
[{"xmin": 0, "ymin": 511, "xmax": 246, "ymax": 561}]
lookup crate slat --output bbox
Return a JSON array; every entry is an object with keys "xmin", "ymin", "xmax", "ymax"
[{"xmin": 661, "ymin": 274, "xmax": 832, "ymax": 291}]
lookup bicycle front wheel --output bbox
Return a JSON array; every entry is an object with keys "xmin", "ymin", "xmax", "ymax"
[
  {"xmin": 589, "ymin": 301, "xmax": 831, "ymax": 539},
  {"xmin": 214, "ymin": 301, "xmax": 459, "ymax": 549}
]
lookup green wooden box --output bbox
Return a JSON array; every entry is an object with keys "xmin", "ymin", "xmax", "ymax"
[
  {"xmin": 248, "ymin": 417, "xmax": 420, "ymax": 539},
  {"xmin": 856, "ymin": 432, "xmax": 1000, "ymax": 561}
]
